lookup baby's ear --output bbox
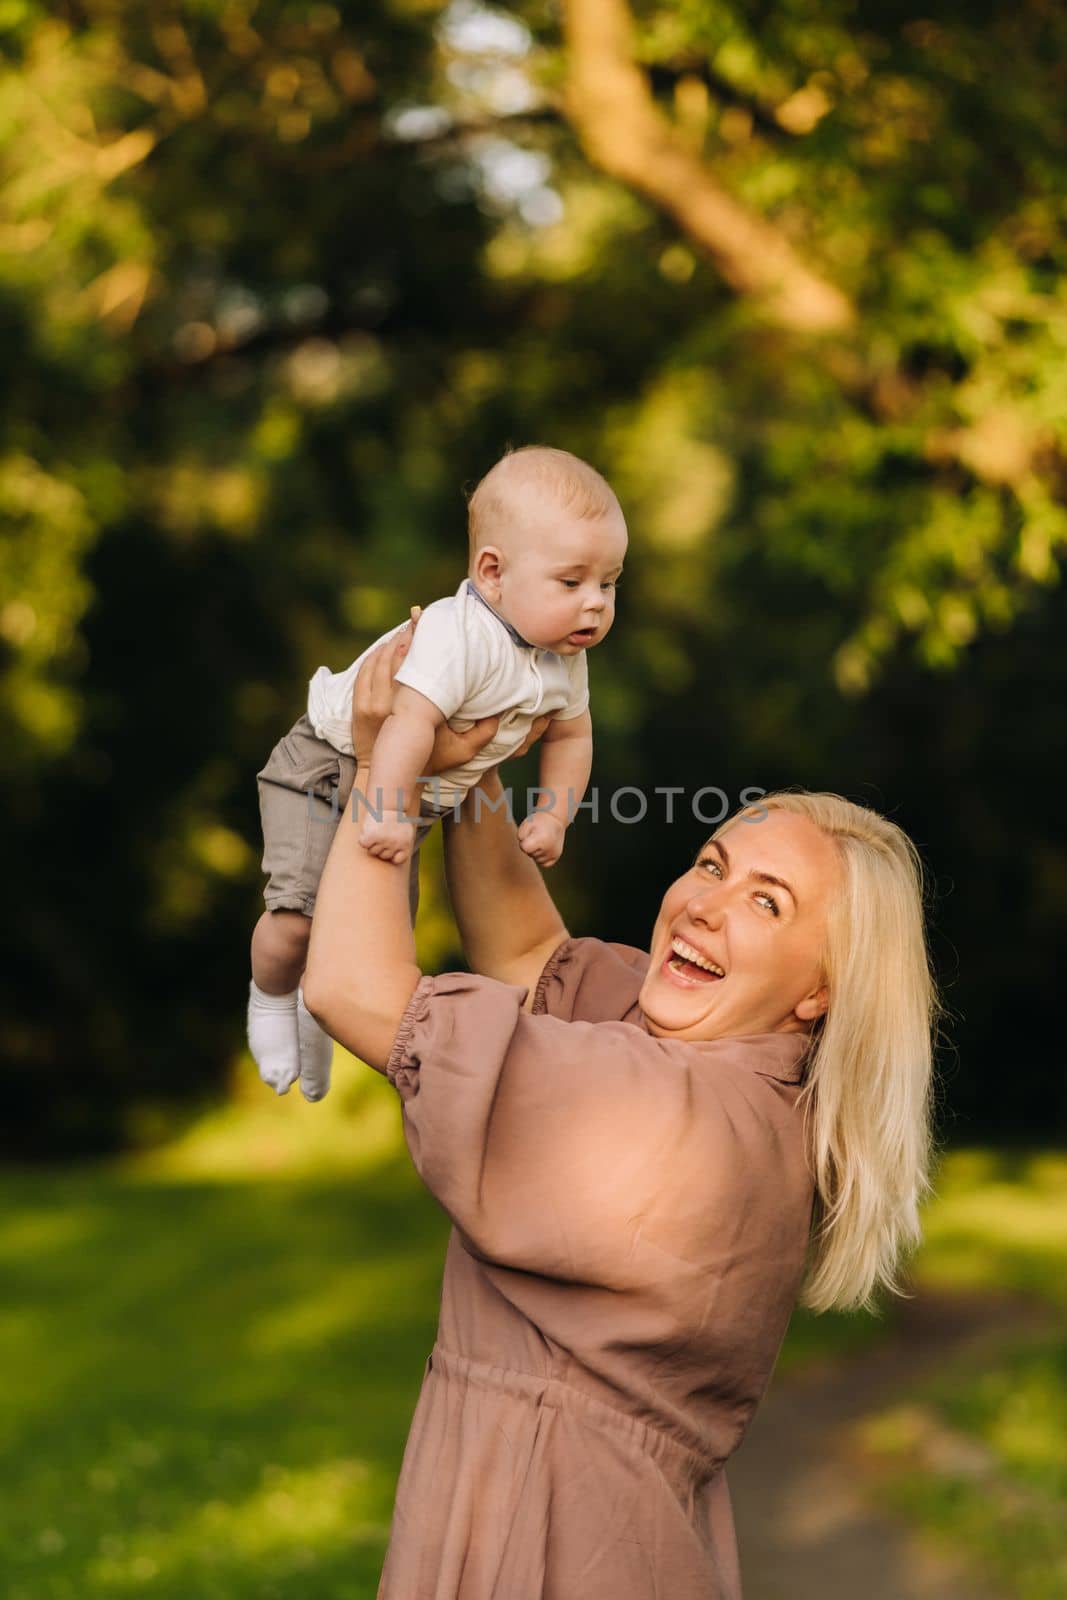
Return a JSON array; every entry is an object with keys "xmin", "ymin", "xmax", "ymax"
[{"xmin": 473, "ymin": 545, "xmax": 504, "ymax": 587}]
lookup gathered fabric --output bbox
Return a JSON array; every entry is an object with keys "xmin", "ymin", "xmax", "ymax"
[{"xmin": 374, "ymin": 938, "xmax": 815, "ymax": 1599}]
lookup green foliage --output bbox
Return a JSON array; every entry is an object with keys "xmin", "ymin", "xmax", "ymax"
[{"xmin": 1, "ymin": 1, "xmax": 1066, "ymax": 1148}]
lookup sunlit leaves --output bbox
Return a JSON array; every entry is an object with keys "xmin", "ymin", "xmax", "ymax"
[{"xmin": 0, "ymin": 454, "xmax": 94, "ymax": 764}]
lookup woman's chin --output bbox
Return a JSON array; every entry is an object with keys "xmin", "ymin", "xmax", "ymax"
[{"xmin": 639, "ymin": 970, "xmax": 723, "ymax": 1037}]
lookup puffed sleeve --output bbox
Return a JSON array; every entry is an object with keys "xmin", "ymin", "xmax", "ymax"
[
  {"xmin": 382, "ymin": 966, "xmax": 800, "ymax": 1290},
  {"xmin": 533, "ymin": 936, "xmax": 650, "ymax": 1025}
]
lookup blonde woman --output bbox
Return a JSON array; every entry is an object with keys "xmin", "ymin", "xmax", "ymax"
[{"xmin": 301, "ymin": 622, "xmax": 939, "ymax": 1600}]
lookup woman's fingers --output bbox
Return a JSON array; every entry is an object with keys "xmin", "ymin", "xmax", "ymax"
[
  {"xmin": 352, "ymin": 638, "xmax": 395, "ymax": 754},
  {"xmin": 512, "ymin": 713, "xmax": 552, "ymax": 760},
  {"xmin": 426, "ymin": 709, "xmax": 551, "ymax": 777},
  {"xmin": 366, "ymin": 630, "xmax": 403, "ymax": 715},
  {"xmin": 362, "ymin": 608, "xmax": 418, "ymax": 699},
  {"xmin": 351, "ymin": 609, "xmax": 422, "ymax": 762},
  {"xmin": 388, "ymin": 619, "xmax": 414, "ymax": 677},
  {"xmin": 453, "ymin": 714, "xmax": 500, "ymax": 760},
  {"xmin": 354, "ymin": 647, "xmax": 382, "ymax": 725},
  {"xmin": 426, "ymin": 713, "xmax": 500, "ymax": 776}
]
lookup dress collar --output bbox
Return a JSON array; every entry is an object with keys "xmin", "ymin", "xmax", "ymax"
[
  {"xmin": 535, "ymin": 940, "xmax": 816, "ymax": 1084},
  {"xmin": 464, "ymin": 579, "xmax": 536, "ymax": 650},
  {"xmin": 704, "ymin": 1030, "xmax": 815, "ymax": 1086},
  {"xmin": 634, "ymin": 1012, "xmax": 814, "ymax": 1085}
]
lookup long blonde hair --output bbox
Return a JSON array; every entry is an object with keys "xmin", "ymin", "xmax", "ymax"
[{"xmin": 716, "ymin": 790, "xmax": 943, "ymax": 1315}]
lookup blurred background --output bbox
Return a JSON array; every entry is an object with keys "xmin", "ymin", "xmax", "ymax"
[{"xmin": 1, "ymin": 2, "xmax": 1064, "ymax": 1596}]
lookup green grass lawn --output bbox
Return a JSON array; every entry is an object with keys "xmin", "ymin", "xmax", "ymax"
[
  {"xmin": 0, "ymin": 1061, "xmax": 449, "ymax": 1600},
  {"xmin": 856, "ymin": 1149, "xmax": 1067, "ymax": 1600},
  {"xmin": 2, "ymin": 1055, "xmax": 1063, "ymax": 1600}
]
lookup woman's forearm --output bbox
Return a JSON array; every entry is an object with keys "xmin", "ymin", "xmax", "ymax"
[
  {"xmin": 443, "ymin": 771, "xmax": 568, "ymax": 993},
  {"xmin": 302, "ymin": 760, "xmax": 422, "ymax": 1070}
]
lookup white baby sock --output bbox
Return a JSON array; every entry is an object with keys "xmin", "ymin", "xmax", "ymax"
[
  {"xmin": 247, "ymin": 981, "xmax": 301, "ymax": 1095},
  {"xmin": 296, "ymin": 988, "xmax": 333, "ymax": 1102}
]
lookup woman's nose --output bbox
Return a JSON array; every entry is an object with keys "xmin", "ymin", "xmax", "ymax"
[{"xmin": 687, "ymin": 884, "xmax": 726, "ymax": 927}]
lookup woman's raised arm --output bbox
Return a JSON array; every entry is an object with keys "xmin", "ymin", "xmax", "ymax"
[
  {"xmin": 443, "ymin": 767, "xmax": 569, "ymax": 1006},
  {"xmin": 303, "ymin": 614, "xmax": 568, "ymax": 1043},
  {"xmin": 301, "ymin": 748, "xmax": 422, "ymax": 1071}
]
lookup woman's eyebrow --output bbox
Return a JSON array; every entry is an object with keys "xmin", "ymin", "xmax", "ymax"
[
  {"xmin": 752, "ymin": 870, "xmax": 798, "ymax": 906},
  {"xmin": 705, "ymin": 838, "xmax": 798, "ymax": 907},
  {"xmin": 705, "ymin": 838, "xmax": 730, "ymax": 870}
]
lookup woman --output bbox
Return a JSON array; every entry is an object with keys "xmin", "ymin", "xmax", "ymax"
[{"xmin": 301, "ymin": 623, "xmax": 939, "ymax": 1600}]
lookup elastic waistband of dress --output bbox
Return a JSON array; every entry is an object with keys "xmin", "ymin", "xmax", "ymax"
[{"xmin": 427, "ymin": 1343, "xmax": 726, "ymax": 1481}]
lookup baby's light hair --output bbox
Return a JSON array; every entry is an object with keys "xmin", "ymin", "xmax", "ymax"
[{"xmin": 466, "ymin": 446, "xmax": 623, "ymax": 559}]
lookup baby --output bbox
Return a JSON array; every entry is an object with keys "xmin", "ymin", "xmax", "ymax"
[{"xmin": 247, "ymin": 445, "xmax": 627, "ymax": 1098}]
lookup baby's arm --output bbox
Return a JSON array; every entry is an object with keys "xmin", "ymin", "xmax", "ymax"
[
  {"xmin": 360, "ymin": 685, "xmax": 446, "ymax": 864},
  {"xmin": 517, "ymin": 709, "xmax": 593, "ymax": 868}
]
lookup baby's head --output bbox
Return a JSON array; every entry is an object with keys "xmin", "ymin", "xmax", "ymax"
[{"xmin": 466, "ymin": 446, "xmax": 628, "ymax": 655}]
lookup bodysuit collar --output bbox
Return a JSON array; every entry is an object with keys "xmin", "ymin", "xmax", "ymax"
[{"xmin": 464, "ymin": 579, "xmax": 536, "ymax": 650}]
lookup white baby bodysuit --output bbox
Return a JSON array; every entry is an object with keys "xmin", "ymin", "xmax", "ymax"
[{"xmin": 307, "ymin": 579, "xmax": 589, "ymax": 806}]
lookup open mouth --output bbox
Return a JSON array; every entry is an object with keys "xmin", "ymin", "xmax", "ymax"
[
  {"xmin": 567, "ymin": 628, "xmax": 597, "ymax": 645},
  {"xmin": 664, "ymin": 936, "xmax": 725, "ymax": 985}
]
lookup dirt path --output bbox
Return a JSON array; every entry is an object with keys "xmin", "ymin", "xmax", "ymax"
[{"xmin": 728, "ymin": 1288, "xmax": 1050, "ymax": 1600}]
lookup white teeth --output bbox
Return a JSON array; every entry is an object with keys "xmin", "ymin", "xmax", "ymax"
[{"xmin": 670, "ymin": 937, "xmax": 724, "ymax": 977}]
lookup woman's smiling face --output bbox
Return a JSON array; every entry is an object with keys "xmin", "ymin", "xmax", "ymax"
[{"xmin": 639, "ymin": 808, "xmax": 842, "ymax": 1042}]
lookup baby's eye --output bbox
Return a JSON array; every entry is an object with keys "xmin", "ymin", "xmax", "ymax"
[
  {"xmin": 600, "ymin": 580, "xmax": 616, "ymax": 590},
  {"xmin": 560, "ymin": 579, "xmax": 580, "ymax": 589}
]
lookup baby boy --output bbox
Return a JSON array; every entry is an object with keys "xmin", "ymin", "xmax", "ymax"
[{"xmin": 248, "ymin": 445, "xmax": 627, "ymax": 1097}]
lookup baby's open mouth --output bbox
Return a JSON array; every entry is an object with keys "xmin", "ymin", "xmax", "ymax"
[{"xmin": 666, "ymin": 936, "xmax": 725, "ymax": 983}]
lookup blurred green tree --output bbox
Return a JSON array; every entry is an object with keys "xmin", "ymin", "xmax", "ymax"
[{"xmin": 1, "ymin": 0, "xmax": 1065, "ymax": 1153}]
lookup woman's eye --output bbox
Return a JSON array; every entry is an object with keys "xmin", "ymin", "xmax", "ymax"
[
  {"xmin": 696, "ymin": 856, "xmax": 722, "ymax": 878},
  {"xmin": 756, "ymin": 893, "xmax": 780, "ymax": 917}
]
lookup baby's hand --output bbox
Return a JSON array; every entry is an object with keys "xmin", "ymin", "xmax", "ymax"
[
  {"xmin": 518, "ymin": 810, "xmax": 567, "ymax": 868},
  {"xmin": 360, "ymin": 809, "xmax": 417, "ymax": 865}
]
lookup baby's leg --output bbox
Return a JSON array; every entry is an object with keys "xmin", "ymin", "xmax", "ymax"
[
  {"xmin": 248, "ymin": 911, "xmax": 308, "ymax": 1095},
  {"xmin": 249, "ymin": 911, "xmax": 334, "ymax": 1100},
  {"xmin": 251, "ymin": 908, "xmax": 310, "ymax": 994},
  {"xmin": 251, "ymin": 718, "xmax": 350, "ymax": 1095}
]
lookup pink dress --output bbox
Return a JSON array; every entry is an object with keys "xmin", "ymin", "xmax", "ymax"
[{"xmin": 375, "ymin": 937, "xmax": 815, "ymax": 1599}]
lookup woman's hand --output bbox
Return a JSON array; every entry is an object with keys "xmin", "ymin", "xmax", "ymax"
[
  {"xmin": 350, "ymin": 619, "xmax": 413, "ymax": 767},
  {"xmin": 351, "ymin": 610, "xmax": 554, "ymax": 780},
  {"xmin": 351, "ymin": 611, "xmax": 500, "ymax": 773},
  {"xmin": 509, "ymin": 713, "xmax": 552, "ymax": 763}
]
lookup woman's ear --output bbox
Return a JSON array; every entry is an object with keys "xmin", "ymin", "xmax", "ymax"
[
  {"xmin": 473, "ymin": 545, "xmax": 505, "ymax": 598},
  {"xmin": 794, "ymin": 983, "xmax": 829, "ymax": 1024}
]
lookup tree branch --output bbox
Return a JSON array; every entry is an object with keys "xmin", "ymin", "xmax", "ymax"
[
  {"xmin": 647, "ymin": 61, "xmax": 801, "ymax": 142},
  {"xmin": 388, "ymin": 106, "xmax": 562, "ymax": 153},
  {"xmin": 560, "ymin": 0, "xmax": 854, "ymax": 333}
]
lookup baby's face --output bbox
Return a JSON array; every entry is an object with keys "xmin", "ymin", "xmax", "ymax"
[{"xmin": 491, "ymin": 507, "xmax": 628, "ymax": 655}]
